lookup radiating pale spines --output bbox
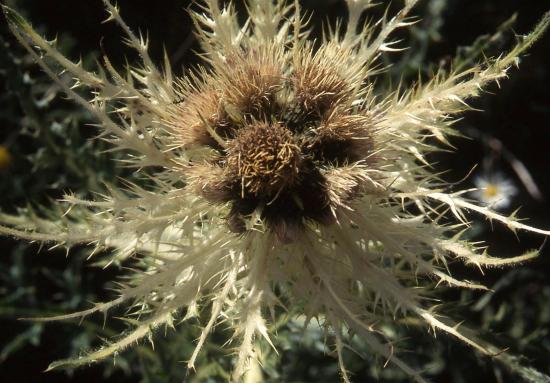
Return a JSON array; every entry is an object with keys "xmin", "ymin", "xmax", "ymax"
[{"xmin": 1, "ymin": 1, "xmax": 549, "ymax": 382}]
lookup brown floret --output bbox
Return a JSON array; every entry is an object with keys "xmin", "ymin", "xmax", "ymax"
[
  {"xmin": 226, "ymin": 122, "xmax": 302, "ymax": 197},
  {"xmin": 306, "ymin": 107, "xmax": 375, "ymax": 164},
  {"xmin": 292, "ymin": 43, "xmax": 356, "ymax": 115},
  {"xmin": 217, "ymin": 46, "xmax": 284, "ymax": 121},
  {"xmin": 172, "ymin": 87, "xmax": 233, "ymax": 149}
]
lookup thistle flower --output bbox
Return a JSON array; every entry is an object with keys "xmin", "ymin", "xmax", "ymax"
[{"xmin": 1, "ymin": 1, "xmax": 550, "ymax": 381}]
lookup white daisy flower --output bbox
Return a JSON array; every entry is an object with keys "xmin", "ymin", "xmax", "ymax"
[{"xmin": 473, "ymin": 173, "xmax": 518, "ymax": 209}]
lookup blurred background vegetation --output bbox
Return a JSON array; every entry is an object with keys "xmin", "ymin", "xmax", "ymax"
[{"xmin": 1, "ymin": 0, "xmax": 549, "ymax": 382}]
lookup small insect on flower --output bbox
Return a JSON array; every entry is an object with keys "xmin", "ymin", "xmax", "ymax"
[
  {"xmin": 473, "ymin": 172, "xmax": 518, "ymax": 210},
  {"xmin": 1, "ymin": 1, "xmax": 550, "ymax": 382}
]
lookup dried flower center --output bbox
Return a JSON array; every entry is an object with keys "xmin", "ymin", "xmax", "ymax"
[
  {"xmin": 227, "ymin": 123, "xmax": 302, "ymax": 197},
  {"xmin": 174, "ymin": 47, "xmax": 376, "ymax": 241}
]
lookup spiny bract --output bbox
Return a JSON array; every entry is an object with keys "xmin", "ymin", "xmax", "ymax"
[{"xmin": 2, "ymin": 1, "xmax": 550, "ymax": 381}]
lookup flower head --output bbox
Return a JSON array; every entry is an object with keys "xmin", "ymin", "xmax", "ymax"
[
  {"xmin": 172, "ymin": 39, "xmax": 379, "ymax": 242},
  {"xmin": 1, "ymin": 1, "xmax": 549, "ymax": 381},
  {"xmin": 0, "ymin": 145, "xmax": 12, "ymax": 171},
  {"xmin": 473, "ymin": 172, "xmax": 518, "ymax": 210}
]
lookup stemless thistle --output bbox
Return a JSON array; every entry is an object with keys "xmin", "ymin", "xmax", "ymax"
[
  {"xmin": 175, "ymin": 42, "xmax": 379, "ymax": 241},
  {"xmin": 1, "ymin": 1, "xmax": 550, "ymax": 381}
]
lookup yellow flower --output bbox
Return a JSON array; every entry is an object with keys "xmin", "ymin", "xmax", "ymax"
[
  {"xmin": 0, "ymin": 145, "xmax": 12, "ymax": 171},
  {"xmin": 1, "ymin": 1, "xmax": 549, "ymax": 381}
]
